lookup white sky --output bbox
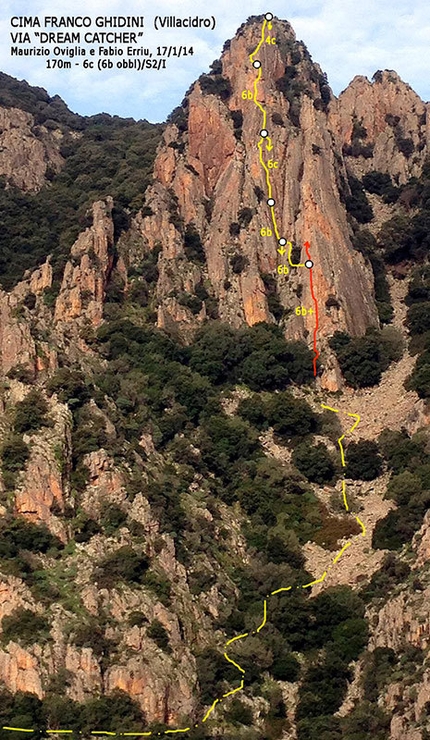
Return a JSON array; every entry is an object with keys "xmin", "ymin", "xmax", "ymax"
[{"xmin": 0, "ymin": 0, "xmax": 428, "ymax": 122}]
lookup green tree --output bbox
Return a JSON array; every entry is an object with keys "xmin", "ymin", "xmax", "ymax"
[
  {"xmin": 147, "ymin": 619, "xmax": 171, "ymax": 652},
  {"xmin": 94, "ymin": 546, "xmax": 149, "ymax": 589},
  {"xmin": 292, "ymin": 442, "xmax": 336, "ymax": 484},
  {"xmin": 0, "ymin": 434, "xmax": 30, "ymax": 488},
  {"xmin": 13, "ymin": 390, "xmax": 51, "ymax": 434},
  {"xmin": 345, "ymin": 440, "xmax": 383, "ymax": 480},
  {"xmin": 1, "ymin": 609, "xmax": 50, "ymax": 646},
  {"xmin": 226, "ymin": 699, "xmax": 253, "ymax": 725}
]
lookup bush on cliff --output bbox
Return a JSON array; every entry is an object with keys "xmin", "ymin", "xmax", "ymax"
[
  {"xmin": 1, "ymin": 608, "xmax": 51, "ymax": 646},
  {"xmin": 13, "ymin": 390, "xmax": 52, "ymax": 434}
]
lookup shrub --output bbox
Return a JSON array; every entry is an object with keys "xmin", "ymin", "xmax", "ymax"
[
  {"xmin": 226, "ymin": 699, "xmax": 253, "ymax": 725},
  {"xmin": 128, "ymin": 611, "xmax": 148, "ymax": 628},
  {"xmin": 6, "ymin": 364, "xmax": 34, "ymax": 384},
  {"xmin": 238, "ymin": 392, "xmax": 317, "ymax": 441},
  {"xmin": 167, "ymin": 106, "xmax": 188, "ymax": 133},
  {"xmin": 292, "ymin": 442, "xmax": 336, "ymax": 484},
  {"xmin": 378, "ymin": 428, "xmax": 426, "ymax": 474},
  {"xmin": 372, "ymin": 507, "xmax": 424, "ymax": 550},
  {"xmin": 147, "ymin": 619, "xmax": 170, "ymax": 652},
  {"xmin": 385, "ymin": 470, "xmax": 422, "ymax": 506},
  {"xmin": 345, "ymin": 440, "xmax": 383, "ymax": 480},
  {"xmin": 190, "ymin": 322, "xmax": 314, "ymax": 389},
  {"xmin": 47, "ymin": 368, "xmax": 91, "ymax": 408},
  {"xmin": 199, "ymin": 414, "xmax": 260, "ymax": 479},
  {"xmin": 1, "ymin": 433, "xmax": 30, "ymax": 488},
  {"xmin": 238, "ymin": 207, "xmax": 253, "ymax": 228},
  {"xmin": 261, "ymin": 272, "xmax": 285, "ymax": 321},
  {"xmin": 196, "ymin": 648, "xmax": 238, "ymax": 705},
  {"xmin": 2, "ymin": 608, "xmax": 50, "ymax": 646},
  {"xmin": 144, "ymin": 571, "xmax": 171, "ymax": 606},
  {"xmin": 397, "ymin": 136, "xmax": 414, "ymax": 158},
  {"xmin": 13, "ymin": 390, "xmax": 51, "ymax": 434},
  {"xmin": 231, "ymin": 110, "xmax": 243, "ymax": 140},
  {"xmin": 361, "ymin": 553, "xmax": 410, "ymax": 603},
  {"xmin": 329, "ymin": 329, "xmax": 393, "ymax": 388},
  {"xmin": 23, "ymin": 293, "xmax": 36, "ymax": 310},
  {"xmin": 199, "ymin": 74, "xmax": 232, "ymax": 100},
  {"xmin": 271, "ymin": 652, "xmax": 300, "ymax": 681},
  {"xmin": 272, "ymin": 112, "xmax": 285, "ymax": 127},
  {"xmin": 184, "ymin": 224, "xmax": 205, "ymax": 264},
  {"xmin": 406, "ymin": 357, "xmax": 430, "ymax": 397},
  {"xmin": 344, "ymin": 175, "xmax": 374, "ymax": 223},
  {"xmin": 0, "ymin": 517, "xmax": 62, "ymax": 559},
  {"xmin": 94, "ymin": 546, "xmax": 149, "ymax": 589},
  {"xmin": 72, "ymin": 620, "xmax": 115, "ymax": 662},
  {"xmin": 407, "ymin": 303, "xmax": 430, "ymax": 335},
  {"xmin": 230, "ymin": 253, "xmax": 249, "ymax": 274},
  {"xmin": 100, "ymin": 503, "xmax": 127, "ymax": 535},
  {"xmin": 341, "ymin": 701, "xmax": 391, "ymax": 737},
  {"xmin": 362, "ymin": 171, "xmax": 393, "ymax": 196},
  {"xmin": 79, "ymin": 690, "xmax": 145, "ymax": 734}
]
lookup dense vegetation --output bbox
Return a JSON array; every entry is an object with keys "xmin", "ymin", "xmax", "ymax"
[
  {"xmin": 1, "ymin": 56, "xmax": 430, "ymax": 740},
  {"xmin": 0, "ymin": 74, "xmax": 162, "ymax": 289},
  {"xmin": 329, "ymin": 327, "xmax": 402, "ymax": 388},
  {"xmin": 372, "ymin": 428, "xmax": 430, "ymax": 550},
  {"xmin": 0, "ymin": 687, "xmax": 146, "ymax": 739}
]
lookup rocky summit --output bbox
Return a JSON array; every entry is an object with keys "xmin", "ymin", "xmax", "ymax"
[{"xmin": 0, "ymin": 13, "xmax": 429, "ymax": 740}]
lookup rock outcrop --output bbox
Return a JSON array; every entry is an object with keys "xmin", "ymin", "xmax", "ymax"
[
  {"xmin": 333, "ymin": 71, "xmax": 429, "ymax": 184},
  {"xmin": 136, "ymin": 18, "xmax": 379, "ymax": 348},
  {"xmin": 54, "ymin": 198, "xmax": 115, "ymax": 330},
  {"xmin": 0, "ymin": 106, "xmax": 64, "ymax": 191}
]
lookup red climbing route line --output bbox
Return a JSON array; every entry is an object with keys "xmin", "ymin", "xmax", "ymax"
[{"xmin": 305, "ymin": 241, "xmax": 320, "ymax": 377}]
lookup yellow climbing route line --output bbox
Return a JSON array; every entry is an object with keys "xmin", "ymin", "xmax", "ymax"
[
  {"xmin": 165, "ymin": 729, "xmax": 191, "ymax": 734},
  {"xmin": 249, "ymin": 18, "xmax": 267, "ymax": 63},
  {"xmin": 338, "ymin": 434, "xmax": 346, "ymax": 467},
  {"xmin": 347, "ymin": 412, "xmax": 361, "ymax": 433},
  {"xmin": 356, "ymin": 516, "xmax": 366, "ymax": 536},
  {"xmin": 287, "ymin": 241, "xmax": 305, "ymax": 268},
  {"xmin": 202, "ymin": 699, "xmax": 220, "ymax": 723},
  {"xmin": 2, "ymin": 730, "xmax": 34, "ymax": 734},
  {"xmin": 321, "ymin": 403, "xmax": 339, "ymax": 414},
  {"xmin": 223, "ymin": 652, "xmax": 246, "ymax": 674},
  {"xmin": 271, "ymin": 585, "xmax": 292, "ymax": 596},
  {"xmin": 226, "ymin": 632, "xmax": 249, "ymax": 646},
  {"xmin": 302, "ymin": 571, "xmax": 328, "ymax": 589},
  {"xmin": 1, "ymin": 17, "xmax": 369, "ymax": 739},
  {"xmin": 341, "ymin": 479, "xmax": 349, "ymax": 511},
  {"xmin": 258, "ymin": 140, "xmax": 273, "ymax": 198},
  {"xmin": 223, "ymin": 679, "xmax": 245, "ymax": 698},
  {"xmin": 333, "ymin": 542, "xmax": 352, "ymax": 564},
  {"xmin": 253, "ymin": 70, "xmax": 267, "ymax": 129},
  {"xmin": 256, "ymin": 599, "xmax": 267, "ymax": 632}
]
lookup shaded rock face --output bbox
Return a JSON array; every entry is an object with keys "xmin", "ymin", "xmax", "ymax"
[
  {"xmin": 0, "ymin": 106, "xmax": 64, "ymax": 191},
  {"xmin": 136, "ymin": 18, "xmax": 379, "ymax": 346}
]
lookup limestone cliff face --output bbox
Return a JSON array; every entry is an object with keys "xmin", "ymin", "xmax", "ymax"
[
  {"xmin": 333, "ymin": 71, "xmax": 429, "ymax": 184},
  {"xmin": 136, "ymin": 18, "xmax": 379, "ymax": 349},
  {"xmin": 0, "ymin": 106, "xmax": 64, "ymax": 191}
]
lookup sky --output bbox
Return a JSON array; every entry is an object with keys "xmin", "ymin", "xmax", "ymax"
[{"xmin": 0, "ymin": 0, "xmax": 429, "ymax": 123}]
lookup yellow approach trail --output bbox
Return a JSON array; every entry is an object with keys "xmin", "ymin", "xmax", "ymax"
[{"xmin": 3, "ymin": 13, "xmax": 366, "ymax": 738}]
